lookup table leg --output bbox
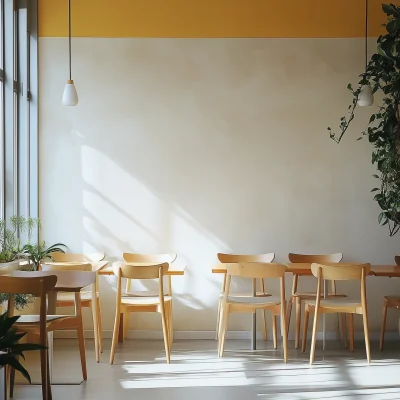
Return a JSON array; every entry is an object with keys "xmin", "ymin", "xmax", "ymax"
[
  {"xmin": 251, "ymin": 278, "xmax": 256, "ymax": 350},
  {"xmin": 118, "ymin": 313, "xmax": 124, "ymax": 343}
]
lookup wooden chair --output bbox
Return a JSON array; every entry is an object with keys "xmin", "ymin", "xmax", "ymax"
[
  {"xmin": 218, "ymin": 262, "xmax": 289, "ymax": 362},
  {"xmin": 50, "ymin": 252, "xmax": 104, "ymax": 355},
  {"xmin": 40, "ymin": 263, "xmax": 101, "ymax": 362},
  {"xmin": 302, "ymin": 263, "xmax": 371, "ymax": 364},
  {"xmin": 12, "ymin": 270, "xmax": 96, "ymax": 386},
  {"xmin": 380, "ymin": 256, "xmax": 400, "ymax": 350},
  {"xmin": 122, "ymin": 253, "xmax": 176, "ymax": 341},
  {"xmin": 0, "ymin": 274, "xmax": 57, "ymax": 400},
  {"xmin": 110, "ymin": 262, "xmax": 172, "ymax": 364},
  {"xmin": 216, "ymin": 253, "xmax": 274, "ymax": 341},
  {"xmin": 51, "ymin": 252, "xmax": 105, "ymax": 263},
  {"xmin": 287, "ymin": 253, "xmax": 343, "ymax": 348}
]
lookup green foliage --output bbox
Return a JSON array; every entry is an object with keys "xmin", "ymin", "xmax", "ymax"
[
  {"xmin": 0, "ymin": 216, "xmax": 40, "ymax": 263},
  {"xmin": 329, "ymin": 3, "xmax": 400, "ymax": 236},
  {"xmin": 22, "ymin": 242, "xmax": 67, "ymax": 271},
  {"xmin": 0, "ymin": 312, "xmax": 46, "ymax": 383}
]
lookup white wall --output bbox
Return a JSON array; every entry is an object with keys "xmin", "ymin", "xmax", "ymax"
[{"xmin": 39, "ymin": 37, "xmax": 400, "ymax": 335}]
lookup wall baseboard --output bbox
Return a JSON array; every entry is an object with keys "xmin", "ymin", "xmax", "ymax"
[{"xmin": 54, "ymin": 329, "xmax": 399, "ymax": 341}]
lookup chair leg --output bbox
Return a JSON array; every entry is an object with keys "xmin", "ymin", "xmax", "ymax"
[
  {"xmin": 40, "ymin": 348, "xmax": 49, "ymax": 400},
  {"xmin": 302, "ymin": 307, "xmax": 310, "ymax": 353},
  {"xmin": 348, "ymin": 313, "xmax": 354, "ymax": 352},
  {"xmin": 110, "ymin": 309, "xmax": 121, "ymax": 364},
  {"xmin": 123, "ymin": 312, "xmax": 130, "ymax": 339},
  {"xmin": 160, "ymin": 307, "xmax": 171, "ymax": 364},
  {"xmin": 295, "ymin": 297, "xmax": 301, "ymax": 349},
  {"xmin": 272, "ymin": 314, "xmax": 277, "ymax": 349},
  {"xmin": 362, "ymin": 307, "xmax": 371, "ymax": 363},
  {"xmin": 168, "ymin": 302, "xmax": 174, "ymax": 347},
  {"xmin": 341, "ymin": 313, "xmax": 347, "ymax": 349},
  {"xmin": 281, "ymin": 302, "xmax": 289, "ymax": 364},
  {"xmin": 215, "ymin": 298, "xmax": 222, "ymax": 340},
  {"xmin": 97, "ymin": 297, "xmax": 103, "ymax": 353},
  {"xmin": 91, "ymin": 300, "xmax": 100, "ymax": 363},
  {"xmin": 380, "ymin": 299, "xmax": 388, "ymax": 351},
  {"xmin": 9, "ymin": 366, "xmax": 15, "ymax": 398},
  {"xmin": 287, "ymin": 296, "xmax": 293, "ymax": 335},
  {"xmin": 45, "ymin": 350, "xmax": 52, "ymax": 400},
  {"xmin": 218, "ymin": 304, "xmax": 229, "ymax": 358},
  {"xmin": 261, "ymin": 310, "xmax": 268, "ymax": 341},
  {"xmin": 310, "ymin": 306, "xmax": 320, "ymax": 365},
  {"xmin": 76, "ymin": 324, "xmax": 88, "ymax": 380}
]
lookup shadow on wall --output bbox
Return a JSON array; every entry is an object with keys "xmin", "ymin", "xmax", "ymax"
[{"xmin": 39, "ymin": 38, "xmax": 400, "ymax": 332}]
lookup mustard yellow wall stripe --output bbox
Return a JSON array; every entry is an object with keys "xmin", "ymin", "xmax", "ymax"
[{"xmin": 39, "ymin": 0, "xmax": 389, "ymax": 38}]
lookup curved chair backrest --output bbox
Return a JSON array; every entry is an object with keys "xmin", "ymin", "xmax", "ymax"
[
  {"xmin": 217, "ymin": 253, "xmax": 275, "ymax": 263},
  {"xmin": 51, "ymin": 252, "xmax": 105, "ymax": 262},
  {"xmin": 114, "ymin": 262, "xmax": 169, "ymax": 280},
  {"xmin": 395, "ymin": 256, "xmax": 400, "ymax": 266},
  {"xmin": 226, "ymin": 262, "xmax": 286, "ymax": 279},
  {"xmin": 288, "ymin": 253, "xmax": 343, "ymax": 263},
  {"xmin": 122, "ymin": 253, "xmax": 177, "ymax": 264},
  {"xmin": 41, "ymin": 263, "xmax": 92, "ymax": 272},
  {"xmin": 311, "ymin": 263, "xmax": 371, "ymax": 281}
]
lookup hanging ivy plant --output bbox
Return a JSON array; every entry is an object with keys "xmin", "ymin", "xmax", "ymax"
[{"xmin": 329, "ymin": 3, "xmax": 400, "ymax": 236}]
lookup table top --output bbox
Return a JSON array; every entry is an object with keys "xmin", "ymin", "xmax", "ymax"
[
  {"xmin": 98, "ymin": 261, "xmax": 186, "ymax": 276},
  {"xmin": 43, "ymin": 260, "xmax": 109, "ymax": 272},
  {"xmin": 212, "ymin": 263, "xmax": 400, "ymax": 277}
]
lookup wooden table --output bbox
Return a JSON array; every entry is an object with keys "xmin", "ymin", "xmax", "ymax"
[
  {"xmin": 99, "ymin": 261, "xmax": 186, "ymax": 276},
  {"xmin": 44, "ymin": 260, "xmax": 109, "ymax": 272},
  {"xmin": 212, "ymin": 262, "xmax": 400, "ymax": 350}
]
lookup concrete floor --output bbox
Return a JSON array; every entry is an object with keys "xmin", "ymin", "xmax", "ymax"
[{"xmin": 12, "ymin": 338, "xmax": 400, "ymax": 399}]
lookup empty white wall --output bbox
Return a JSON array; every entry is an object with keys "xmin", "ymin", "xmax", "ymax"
[{"xmin": 39, "ymin": 38, "xmax": 400, "ymax": 335}]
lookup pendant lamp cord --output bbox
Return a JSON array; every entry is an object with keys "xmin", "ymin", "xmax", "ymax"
[
  {"xmin": 365, "ymin": 0, "xmax": 368, "ymax": 71},
  {"xmin": 68, "ymin": 0, "xmax": 72, "ymax": 80}
]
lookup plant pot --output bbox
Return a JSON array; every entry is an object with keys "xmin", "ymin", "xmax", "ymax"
[{"xmin": 0, "ymin": 260, "xmax": 20, "ymax": 274}]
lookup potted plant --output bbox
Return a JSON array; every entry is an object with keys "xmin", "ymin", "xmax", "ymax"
[
  {"xmin": 22, "ymin": 241, "xmax": 67, "ymax": 271},
  {"xmin": 328, "ymin": 3, "xmax": 400, "ymax": 236},
  {"xmin": 0, "ymin": 311, "xmax": 46, "ymax": 399}
]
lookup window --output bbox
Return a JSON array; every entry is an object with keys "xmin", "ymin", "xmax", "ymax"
[{"xmin": 0, "ymin": 0, "xmax": 38, "ymax": 238}]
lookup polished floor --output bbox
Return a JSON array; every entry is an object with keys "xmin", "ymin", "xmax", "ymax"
[{"xmin": 13, "ymin": 338, "xmax": 400, "ymax": 399}]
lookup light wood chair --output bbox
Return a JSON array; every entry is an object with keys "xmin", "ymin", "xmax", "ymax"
[
  {"xmin": 50, "ymin": 252, "xmax": 104, "ymax": 355},
  {"xmin": 110, "ymin": 262, "xmax": 172, "ymax": 364},
  {"xmin": 12, "ymin": 270, "xmax": 96, "ymax": 386},
  {"xmin": 218, "ymin": 262, "xmax": 289, "ymax": 362},
  {"xmin": 51, "ymin": 252, "xmax": 105, "ymax": 263},
  {"xmin": 40, "ymin": 263, "xmax": 101, "ymax": 362},
  {"xmin": 0, "ymin": 274, "xmax": 57, "ymax": 400},
  {"xmin": 379, "ymin": 256, "xmax": 400, "ymax": 350},
  {"xmin": 287, "ymin": 253, "xmax": 344, "ymax": 348},
  {"xmin": 216, "ymin": 253, "xmax": 274, "ymax": 341},
  {"xmin": 122, "ymin": 253, "xmax": 177, "ymax": 341},
  {"xmin": 302, "ymin": 263, "xmax": 371, "ymax": 364}
]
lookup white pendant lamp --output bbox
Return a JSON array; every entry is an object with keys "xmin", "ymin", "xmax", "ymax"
[
  {"xmin": 357, "ymin": 0, "xmax": 374, "ymax": 107},
  {"xmin": 62, "ymin": 0, "xmax": 78, "ymax": 106}
]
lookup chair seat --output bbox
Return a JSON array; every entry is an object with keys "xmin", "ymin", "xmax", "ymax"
[
  {"xmin": 121, "ymin": 295, "xmax": 172, "ymax": 306},
  {"xmin": 220, "ymin": 291, "xmax": 271, "ymax": 298},
  {"xmin": 57, "ymin": 291, "xmax": 98, "ymax": 302},
  {"xmin": 293, "ymin": 292, "xmax": 347, "ymax": 299},
  {"xmin": 124, "ymin": 291, "xmax": 161, "ymax": 297},
  {"xmin": 15, "ymin": 315, "xmax": 69, "ymax": 324},
  {"xmin": 227, "ymin": 295, "xmax": 280, "ymax": 305},
  {"xmin": 306, "ymin": 298, "xmax": 361, "ymax": 309}
]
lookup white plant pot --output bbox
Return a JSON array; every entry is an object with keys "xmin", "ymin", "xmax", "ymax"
[{"xmin": 0, "ymin": 260, "xmax": 20, "ymax": 274}]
